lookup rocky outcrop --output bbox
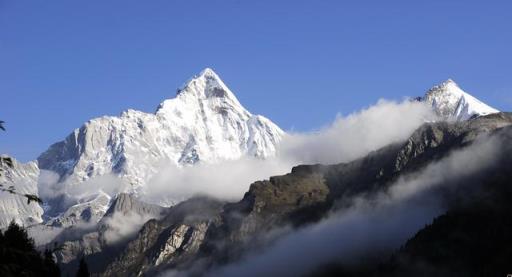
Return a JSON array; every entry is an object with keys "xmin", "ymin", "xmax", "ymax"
[
  {"xmin": 102, "ymin": 197, "xmax": 223, "ymax": 276},
  {"xmin": 101, "ymin": 193, "xmax": 164, "ymax": 220},
  {"xmin": 39, "ymin": 193, "xmax": 168, "ymax": 275}
]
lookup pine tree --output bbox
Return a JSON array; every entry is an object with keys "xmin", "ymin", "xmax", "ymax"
[
  {"xmin": 3, "ymin": 220, "xmax": 35, "ymax": 252},
  {"xmin": 43, "ymin": 249, "xmax": 61, "ymax": 277},
  {"xmin": 76, "ymin": 257, "xmax": 90, "ymax": 277},
  {"xmin": 0, "ymin": 221, "xmax": 61, "ymax": 276}
]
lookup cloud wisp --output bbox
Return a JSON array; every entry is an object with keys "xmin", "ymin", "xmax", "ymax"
[
  {"xmin": 279, "ymin": 99, "xmax": 436, "ymax": 165},
  {"xmin": 101, "ymin": 210, "xmax": 163, "ymax": 245}
]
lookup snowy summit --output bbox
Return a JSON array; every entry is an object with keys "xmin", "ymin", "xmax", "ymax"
[
  {"xmin": 422, "ymin": 79, "xmax": 499, "ymax": 121},
  {"xmin": 37, "ymin": 68, "xmax": 284, "ymax": 197}
]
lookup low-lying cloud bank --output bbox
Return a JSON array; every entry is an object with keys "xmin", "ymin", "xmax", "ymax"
[
  {"xmin": 142, "ymin": 157, "xmax": 294, "ymax": 204},
  {"xmin": 40, "ymin": 99, "xmax": 434, "ymax": 206},
  {"xmin": 199, "ymin": 133, "xmax": 502, "ymax": 277},
  {"xmin": 142, "ymin": 99, "xmax": 436, "ymax": 204},
  {"xmin": 36, "ymin": 99, "xmax": 436, "ymax": 249},
  {"xmin": 279, "ymin": 99, "xmax": 436, "ymax": 165},
  {"xmin": 38, "ymin": 170, "xmax": 126, "ymax": 208}
]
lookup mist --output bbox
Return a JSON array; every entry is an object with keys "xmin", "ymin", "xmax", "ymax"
[
  {"xmin": 35, "ymin": 99, "xmax": 437, "ymax": 248},
  {"xmin": 102, "ymin": 211, "xmax": 162, "ymax": 245},
  {"xmin": 279, "ymin": 99, "xmax": 436, "ymax": 164},
  {"xmin": 142, "ymin": 99, "xmax": 435, "ymax": 205},
  {"xmin": 201, "ymin": 133, "xmax": 502, "ymax": 277},
  {"xmin": 38, "ymin": 170, "xmax": 127, "ymax": 206},
  {"xmin": 39, "ymin": 99, "xmax": 434, "ymax": 208}
]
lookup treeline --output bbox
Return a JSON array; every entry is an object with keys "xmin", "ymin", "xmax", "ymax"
[{"xmin": 0, "ymin": 221, "xmax": 60, "ymax": 276}]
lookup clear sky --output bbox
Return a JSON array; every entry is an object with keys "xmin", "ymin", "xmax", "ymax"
[{"xmin": 1, "ymin": 0, "xmax": 511, "ymax": 162}]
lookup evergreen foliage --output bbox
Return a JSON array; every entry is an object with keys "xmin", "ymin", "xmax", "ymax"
[
  {"xmin": 76, "ymin": 257, "xmax": 90, "ymax": 277},
  {"xmin": 0, "ymin": 221, "xmax": 61, "ymax": 276}
]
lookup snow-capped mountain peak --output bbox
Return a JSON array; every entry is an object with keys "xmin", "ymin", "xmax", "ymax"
[
  {"xmin": 422, "ymin": 79, "xmax": 499, "ymax": 121},
  {"xmin": 157, "ymin": 67, "xmax": 248, "ymax": 119},
  {"xmin": 37, "ymin": 68, "xmax": 284, "ymax": 209},
  {"xmin": 178, "ymin": 67, "xmax": 236, "ymax": 99}
]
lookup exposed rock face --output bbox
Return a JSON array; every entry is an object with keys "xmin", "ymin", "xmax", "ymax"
[
  {"xmin": 34, "ymin": 193, "xmax": 168, "ymax": 275},
  {"xmin": 421, "ymin": 79, "xmax": 499, "ymax": 120},
  {"xmin": 0, "ymin": 157, "xmax": 43, "ymax": 228},
  {"xmin": 102, "ymin": 193, "xmax": 164, "ymax": 219},
  {"xmin": 97, "ymin": 193, "xmax": 166, "ymax": 246},
  {"xmin": 102, "ymin": 197, "xmax": 223, "ymax": 276},
  {"xmin": 100, "ymin": 113, "xmax": 512, "ymax": 276},
  {"xmin": 55, "ymin": 231, "xmax": 103, "ymax": 264}
]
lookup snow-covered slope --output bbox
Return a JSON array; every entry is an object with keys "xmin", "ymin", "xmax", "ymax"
[
  {"xmin": 0, "ymin": 157, "xmax": 43, "ymax": 228},
  {"xmin": 37, "ymin": 68, "xmax": 284, "ymax": 205},
  {"xmin": 46, "ymin": 191, "xmax": 111, "ymax": 228},
  {"xmin": 422, "ymin": 79, "xmax": 499, "ymax": 121}
]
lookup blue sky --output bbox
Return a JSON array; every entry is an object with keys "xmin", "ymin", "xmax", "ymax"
[{"xmin": 1, "ymin": 0, "xmax": 511, "ymax": 162}]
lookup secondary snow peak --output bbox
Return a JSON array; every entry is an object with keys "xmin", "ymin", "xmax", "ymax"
[{"xmin": 422, "ymin": 79, "xmax": 499, "ymax": 121}]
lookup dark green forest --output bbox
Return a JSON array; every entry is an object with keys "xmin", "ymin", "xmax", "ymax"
[{"xmin": 0, "ymin": 221, "xmax": 60, "ymax": 277}]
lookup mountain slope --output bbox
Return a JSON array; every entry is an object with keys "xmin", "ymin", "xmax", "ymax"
[
  {"xmin": 100, "ymin": 113, "xmax": 512, "ymax": 276},
  {"xmin": 386, "ymin": 191, "xmax": 512, "ymax": 277},
  {"xmin": 422, "ymin": 79, "xmax": 499, "ymax": 121},
  {"xmin": 47, "ymin": 191, "xmax": 111, "ymax": 228},
  {"xmin": 36, "ymin": 68, "xmax": 284, "ymax": 205},
  {"xmin": 312, "ymin": 133, "xmax": 512, "ymax": 277},
  {"xmin": 40, "ymin": 193, "xmax": 168, "ymax": 275},
  {"xmin": 0, "ymin": 157, "xmax": 43, "ymax": 228}
]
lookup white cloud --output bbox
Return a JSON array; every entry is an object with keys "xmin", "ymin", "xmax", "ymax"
[
  {"xmin": 141, "ymin": 157, "xmax": 294, "ymax": 205},
  {"xmin": 279, "ymin": 99, "xmax": 436, "ymax": 164},
  {"xmin": 143, "ymin": 99, "xmax": 436, "ymax": 204},
  {"xmin": 39, "ymin": 170, "xmax": 128, "ymax": 206},
  {"xmin": 102, "ymin": 211, "xmax": 161, "ymax": 245},
  {"xmin": 37, "ymin": 99, "xmax": 438, "ymax": 246}
]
